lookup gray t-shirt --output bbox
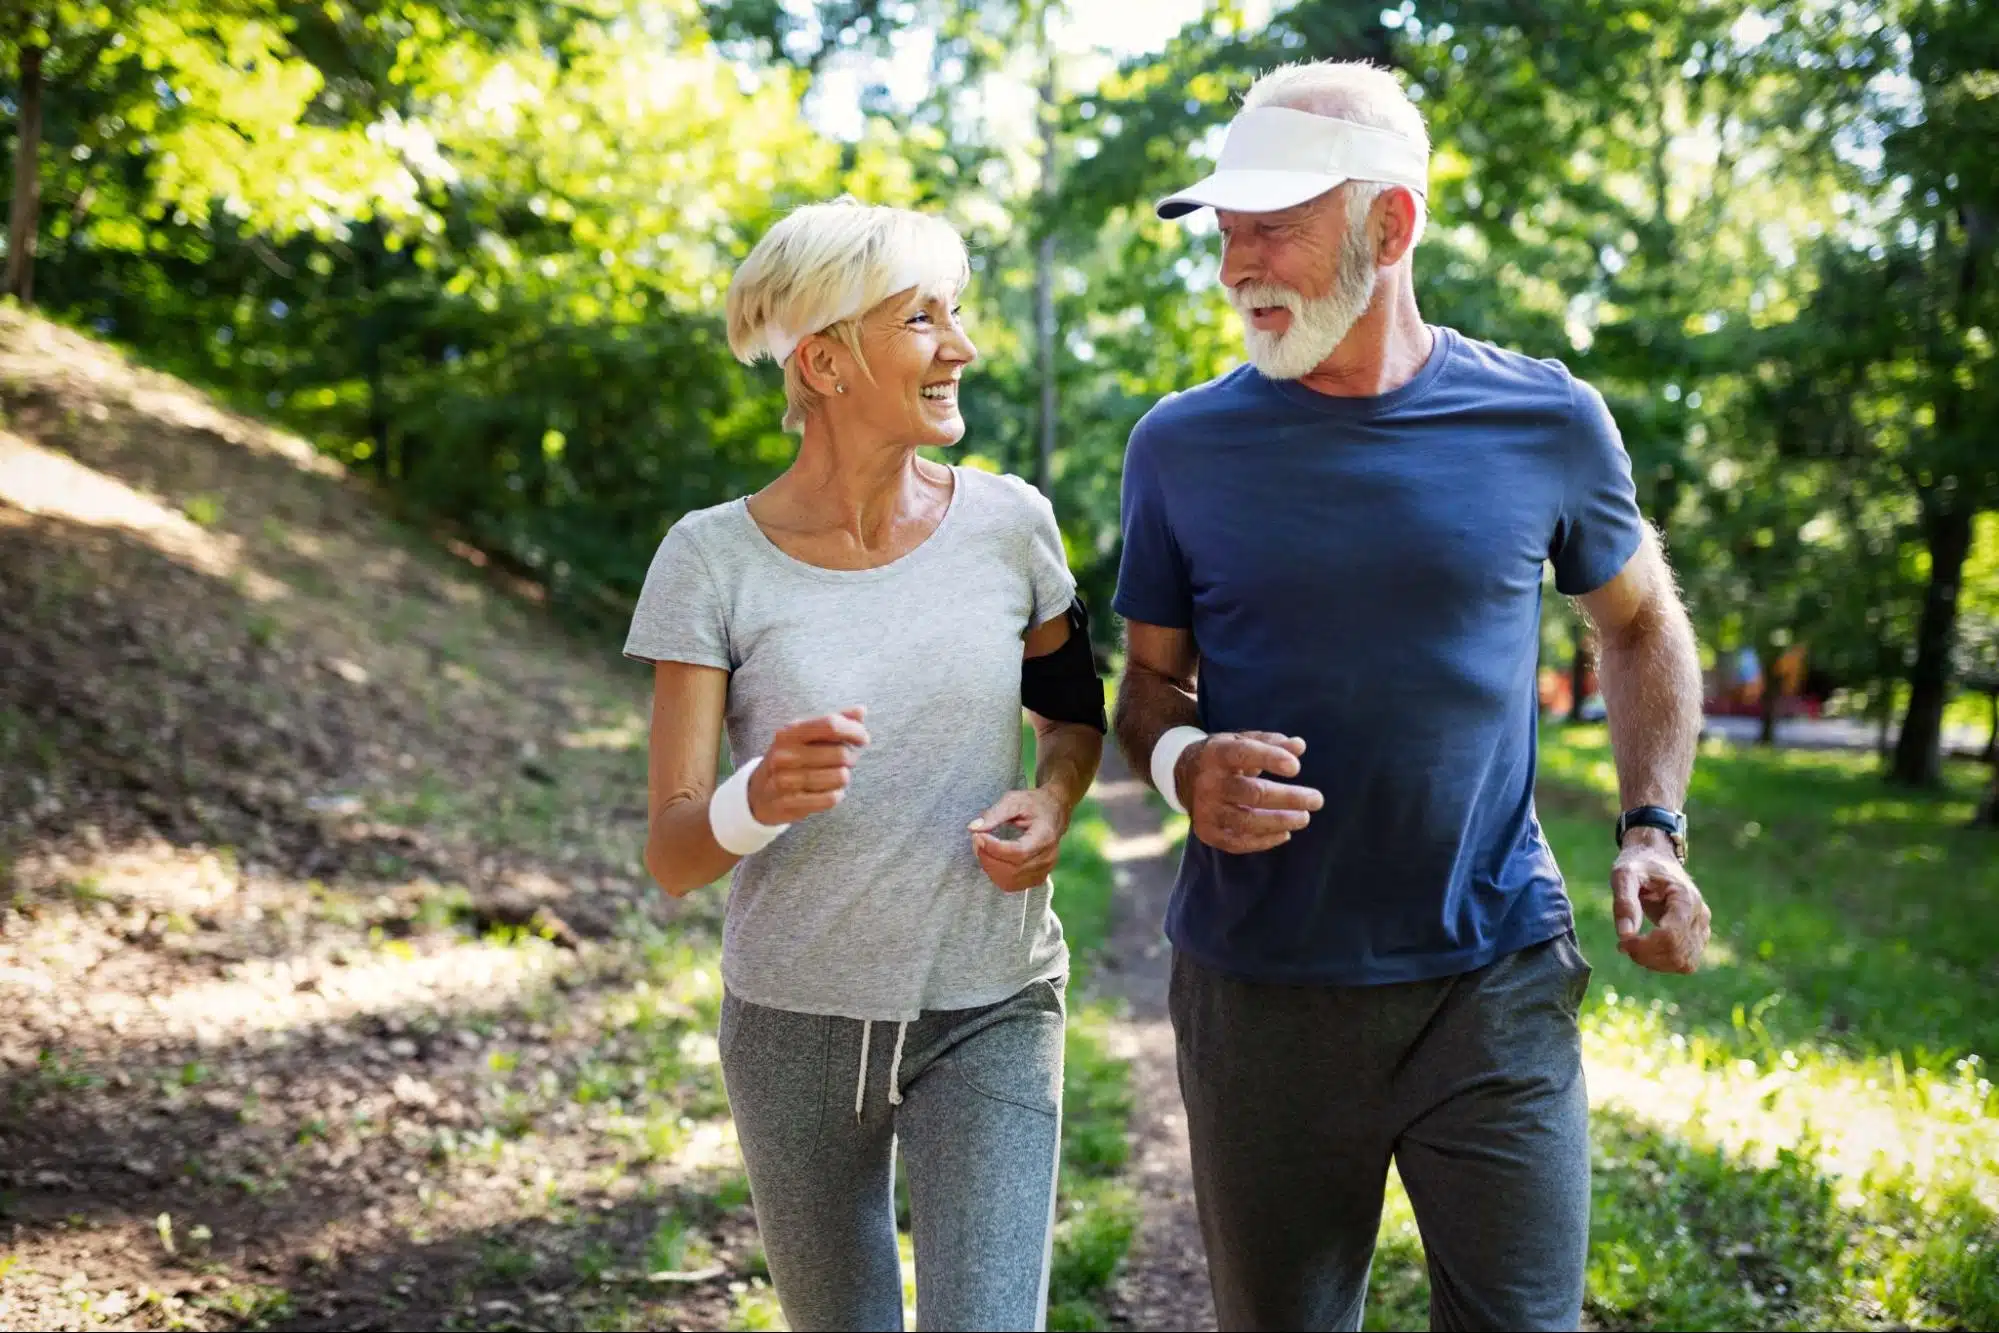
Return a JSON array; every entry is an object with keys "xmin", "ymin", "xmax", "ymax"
[{"xmin": 624, "ymin": 467, "xmax": 1076, "ymax": 1021}]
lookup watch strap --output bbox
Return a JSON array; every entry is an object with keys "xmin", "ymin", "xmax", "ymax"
[{"xmin": 1616, "ymin": 805, "xmax": 1687, "ymax": 860}]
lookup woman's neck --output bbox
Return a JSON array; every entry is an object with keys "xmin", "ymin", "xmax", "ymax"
[{"xmin": 755, "ymin": 420, "xmax": 952, "ymax": 563}]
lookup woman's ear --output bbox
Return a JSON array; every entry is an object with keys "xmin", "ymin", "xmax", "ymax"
[{"xmin": 796, "ymin": 336, "xmax": 844, "ymax": 398}]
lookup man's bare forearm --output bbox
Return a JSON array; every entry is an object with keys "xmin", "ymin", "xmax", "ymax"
[
  {"xmin": 1593, "ymin": 596, "xmax": 1703, "ymax": 813},
  {"xmin": 1034, "ymin": 719, "xmax": 1104, "ymax": 819},
  {"xmin": 1113, "ymin": 662, "xmax": 1200, "ymax": 788}
]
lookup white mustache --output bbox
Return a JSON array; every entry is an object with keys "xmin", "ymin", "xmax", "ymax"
[{"xmin": 1228, "ymin": 283, "xmax": 1306, "ymax": 314}]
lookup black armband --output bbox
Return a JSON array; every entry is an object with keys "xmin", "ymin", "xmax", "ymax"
[{"xmin": 1022, "ymin": 597, "xmax": 1108, "ymax": 733}]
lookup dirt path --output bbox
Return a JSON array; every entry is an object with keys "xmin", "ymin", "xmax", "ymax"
[{"xmin": 1085, "ymin": 753, "xmax": 1217, "ymax": 1333}]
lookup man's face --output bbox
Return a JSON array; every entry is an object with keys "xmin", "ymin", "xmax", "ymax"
[{"xmin": 1216, "ymin": 185, "xmax": 1382, "ymax": 380}]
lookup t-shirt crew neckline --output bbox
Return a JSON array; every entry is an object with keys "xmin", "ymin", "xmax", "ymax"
[
  {"xmin": 735, "ymin": 464, "xmax": 964, "ymax": 583},
  {"xmin": 1259, "ymin": 324, "xmax": 1456, "ymax": 420}
]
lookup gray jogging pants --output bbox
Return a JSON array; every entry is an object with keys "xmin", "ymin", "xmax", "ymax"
[
  {"xmin": 1172, "ymin": 931, "xmax": 1595, "ymax": 1332},
  {"xmin": 719, "ymin": 978, "xmax": 1066, "ymax": 1332}
]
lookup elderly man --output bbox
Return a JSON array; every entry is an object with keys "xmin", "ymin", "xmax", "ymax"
[{"xmin": 1112, "ymin": 60, "xmax": 1711, "ymax": 1332}]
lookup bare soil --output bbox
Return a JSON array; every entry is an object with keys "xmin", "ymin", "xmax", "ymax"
[
  {"xmin": 0, "ymin": 309, "xmax": 758, "ymax": 1332},
  {"xmin": 1083, "ymin": 756, "xmax": 1216, "ymax": 1333}
]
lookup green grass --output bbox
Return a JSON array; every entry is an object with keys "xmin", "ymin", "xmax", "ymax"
[
  {"xmin": 1047, "ymin": 781, "xmax": 1142, "ymax": 1332},
  {"xmin": 1356, "ymin": 726, "xmax": 1999, "ymax": 1331},
  {"xmin": 1540, "ymin": 728, "xmax": 1998, "ymax": 1071},
  {"xmin": 1054, "ymin": 803, "xmax": 1117, "ymax": 969}
]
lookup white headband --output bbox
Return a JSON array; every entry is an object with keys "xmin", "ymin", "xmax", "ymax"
[
  {"xmin": 1156, "ymin": 106, "xmax": 1430, "ymax": 219},
  {"xmin": 761, "ymin": 258, "xmax": 934, "ymax": 365}
]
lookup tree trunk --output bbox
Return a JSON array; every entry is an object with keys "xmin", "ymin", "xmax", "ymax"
[
  {"xmin": 1032, "ymin": 36, "xmax": 1058, "ymax": 494},
  {"xmin": 1873, "ymin": 639, "xmax": 1898, "ymax": 760},
  {"xmin": 1978, "ymin": 757, "xmax": 1999, "ymax": 829},
  {"xmin": 354, "ymin": 220, "xmax": 391, "ymax": 475},
  {"xmin": 1890, "ymin": 501, "xmax": 1975, "ymax": 786},
  {"xmin": 1758, "ymin": 648, "xmax": 1781, "ymax": 746},
  {"xmin": 5, "ymin": 43, "xmax": 47, "ymax": 306},
  {"xmin": 1984, "ymin": 691, "xmax": 1998, "ymax": 764},
  {"xmin": 1567, "ymin": 624, "xmax": 1593, "ymax": 724},
  {"xmin": 1908, "ymin": 204, "xmax": 1993, "ymax": 785}
]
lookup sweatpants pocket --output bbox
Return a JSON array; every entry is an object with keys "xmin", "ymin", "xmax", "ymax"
[{"xmin": 943, "ymin": 984, "xmax": 1064, "ymax": 1117}]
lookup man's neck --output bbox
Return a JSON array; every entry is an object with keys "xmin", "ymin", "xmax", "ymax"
[{"xmin": 1295, "ymin": 283, "xmax": 1433, "ymax": 400}]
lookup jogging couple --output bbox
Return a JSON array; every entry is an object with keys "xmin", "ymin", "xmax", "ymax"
[{"xmin": 626, "ymin": 59, "xmax": 1711, "ymax": 1333}]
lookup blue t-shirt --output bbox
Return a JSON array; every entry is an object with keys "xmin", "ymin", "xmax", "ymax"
[{"xmin": 1113, "ymin": 326, "xmax": 1644, "ymax": 986}]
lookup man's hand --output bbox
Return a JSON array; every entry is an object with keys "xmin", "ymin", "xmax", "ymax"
[
  {"xmin": 1175, "ymin": 732, "xmax": 1323, "ymax": 855},
  {"xmin": 969, "ymin": 787, "xmax": 1070, "ymax": 892},
  {"xmin": 1612, "ymin": 829, "xmax": 1711, "ymax": 973},
  {"xmin": 747, "ymin": 707, "xmax": 869, "ymax": 825}
]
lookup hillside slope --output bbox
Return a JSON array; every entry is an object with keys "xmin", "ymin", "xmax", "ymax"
[{"xmin": 0, "ymin": 308, "xmax": 766, "ymax": 1331}]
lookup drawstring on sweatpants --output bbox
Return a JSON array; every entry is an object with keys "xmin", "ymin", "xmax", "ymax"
[
  {"xmin": 854, "ymin": 1018, "xmax": 910, "ymax": 1121},
  {"xmin": 855, "ymin": 1020, "xmax": 871, "ymax": 1120},
  {"xmin": 888, "ymin": 1020, "xmax": 907, "ymax": 1107}
]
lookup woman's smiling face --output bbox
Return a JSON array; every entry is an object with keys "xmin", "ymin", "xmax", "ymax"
[{"xmin": 842, "ymin": 285, "xmax": 978, "ymax": 448}]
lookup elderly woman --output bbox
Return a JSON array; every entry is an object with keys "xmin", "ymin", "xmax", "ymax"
[{"xmin": 623, "ymin": 199, "xmax": 1105, "ymax": 1332}]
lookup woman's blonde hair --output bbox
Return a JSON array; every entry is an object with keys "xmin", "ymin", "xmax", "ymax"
[{"xmin": 726, "ymin": 198, "xmax": 971, "ymax": 431}]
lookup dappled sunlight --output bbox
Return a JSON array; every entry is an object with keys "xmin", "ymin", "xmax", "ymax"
[
  {"xmin": 137, "ymin": 937, "xmax": 559, "ymax": 1044},
  {"xmin": 1355, "ymin": 1002, "xmax": 1999, "ymax": 1330},
  {"xmin": 563, "ymin": 716, "xmax": 648, "ymax": 752},
  {"xmin": 1519, "ymin": 726, "xmax": 1999, "ymax": 1325},
  {"xmin": 1834, "ymin": 799, "xmax": 1977, "ymax": 827},
  {"xmin": 0, "ymin": 431, "xmax": 285, "ymax": 600},
  {"xmin": 2, "ymin": 865, "xmax": 564, "ymax": 1051},
  {"xmin": 1, "ymin": 906, "xmax": 758, "ymax": 1328},
  {"xmin": 11, "ymin": 840, "xmax": 240, "ymax": 914},
  {"xmin": 1582, "ymin": 992, "xmax": 1996, "ymax": 1198}
]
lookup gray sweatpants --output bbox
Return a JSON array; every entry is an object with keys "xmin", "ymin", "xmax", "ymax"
[
  {"xmin": 1171, "ymin": 931, "xmax": 1593, "ymax": 1332},
  {"xmin": 719, "ymin": 978, "xmax": 1066, "ymax": 1332}
]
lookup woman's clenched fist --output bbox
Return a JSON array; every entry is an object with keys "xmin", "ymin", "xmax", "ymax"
[{"xmin": 747, "ymin": 706, "xmax": 870, "ymax": 824}]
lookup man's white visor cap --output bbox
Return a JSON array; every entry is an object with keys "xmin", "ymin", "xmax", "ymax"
[{"xmin": 1155, "ymin": 106, "xmax": 1429, "ymax": 220}]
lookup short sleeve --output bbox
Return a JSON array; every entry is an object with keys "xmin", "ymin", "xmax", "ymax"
[
  {"xmin": 1550, "ymin": 378, "xmax": 1645, "ymax": 596},
  {"xmin": 1021, "ymin": 485, "xmax": 1078, "ymax": 628},
  {"xmin": 1112, "ymin": 416, "xmax": 1193, "ymax": 628},
  {"xmin": 622, "ymin": 521, "xmax": 733, "ymax": 669}
]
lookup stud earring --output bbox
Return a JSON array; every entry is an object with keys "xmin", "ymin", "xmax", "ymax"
[{"xmin": 835, "ymin": 383, "xmax": 847, "ymax": 395}]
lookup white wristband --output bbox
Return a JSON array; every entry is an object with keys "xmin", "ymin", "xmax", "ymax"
[
  {"xmin": 1150, "ymin": 726, "xmax": 1208, "ymax": 815},
  {"xmin": 709, "ymin": 756, "xmax": 791, "ymax": 856}
]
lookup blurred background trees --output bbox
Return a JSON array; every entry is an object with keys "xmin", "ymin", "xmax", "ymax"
[{"xmin": 4, "ymin": 0, "xmax": 1996, "ymax": 791}]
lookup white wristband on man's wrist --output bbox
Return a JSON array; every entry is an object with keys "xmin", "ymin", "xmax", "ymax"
[
  {"xmin": 1150, "ymin": 726, "xmax": 1208, "ymax": 815},
  {"xmin": 709, "ymin": 756, "xmax": 791, "ymax": 856}
]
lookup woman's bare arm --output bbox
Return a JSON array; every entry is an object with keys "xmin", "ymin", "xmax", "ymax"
[
  {"xmin": 643, "ymin": 661, "xmax": 868, "ymax": 897},
  {"xmin": 643, "ymin": 661, "xmax": 738, "ymax": 897}
]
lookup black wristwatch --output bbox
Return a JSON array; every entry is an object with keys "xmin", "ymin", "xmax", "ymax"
[{"xmin": 1615, "ymin": 805, "xmax": 1688, "ymax": 862}]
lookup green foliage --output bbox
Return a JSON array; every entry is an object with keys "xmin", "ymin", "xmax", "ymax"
[{"xmin": 11, "ymin": 0, "xmax": 1998, "ymax": 743}]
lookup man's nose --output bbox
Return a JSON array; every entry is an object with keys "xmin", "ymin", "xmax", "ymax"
[{"xmin": 1219, "ymin": 233, "xmax": 1258, "ymax": 290}]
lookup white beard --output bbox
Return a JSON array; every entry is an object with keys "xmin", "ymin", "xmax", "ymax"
[{"xmin": 1228, "ymin": 208, "xmax": 1380, "ymax": 381}]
